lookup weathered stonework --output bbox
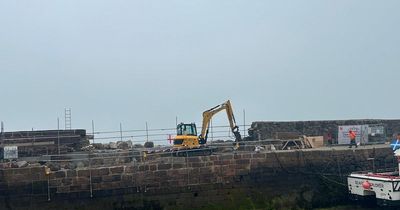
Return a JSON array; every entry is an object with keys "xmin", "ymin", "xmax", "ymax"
[
  {"xmin": 0, "ymin": 145, "xmax": 395, "ymax": 209},
  {"xmin": 248, "ymin": 119, "xmax": 400, "ymax": 140}
]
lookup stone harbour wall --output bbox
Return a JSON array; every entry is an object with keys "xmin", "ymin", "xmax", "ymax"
[
  {"xmin": 248, "ymin": 119, "xmax": 400, "ymax": 140},
  {"xmin": 0, "ymin": 146, "xmax": 396, "ymax": 210}
]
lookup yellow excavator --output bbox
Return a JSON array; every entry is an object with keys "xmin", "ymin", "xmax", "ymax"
[{"xmin": 172, "ymin": 100, "xmax": 242, "ymax": 154}]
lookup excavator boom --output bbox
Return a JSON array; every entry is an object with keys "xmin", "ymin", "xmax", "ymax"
[{"xmin": 199, "ymin": 100, "xmax": 242, "ymax": 144}]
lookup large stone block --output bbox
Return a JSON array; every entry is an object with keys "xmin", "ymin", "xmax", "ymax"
[
  {"xmin": 235, "ymin": 164, "xmax": 250, "ymax": 170},
  {"xmin": 154, "ymin": 171, "xmax": 167, "ymax": 177},
  {"xmin": 157, "ymin": 164, "xmax": 172, "ymax": 170},
  {"xmin": 199, "ymin": 167, "xmax": 213, "ymax": 174},
  {"xmin": 214, "ymin": 160, "xmax": 232, "ymax": 165},
  {"xmin": 233, "ymin": 154, "xmax": 242, "ymax": 159},
  {"xmin": 30, "ymin": 167, "xmax": 45, "ymax": 175},
  {"xmin": 102, "ymin": 175, "xmax": 114, "ymax": 183},
  {"xmin": 121, "ymin": 175, "xmax": 133, "ymax": 185},
  {"xmin": 54, "ymin": 171, "xmax": 66, "ymax": 179},
  {"xmin": 91, "ymin": 176, "xmax": 102, "ymax": 183},
  {"xmin": 49, "ymin": 179, "xmax": 62, "ymax": 186},
  {"xmin": 138, "ymin": 165, "xmax": 150, "ymax": 171},
  {"xmin": 210, "ymin": 156, "xmax": 218, "ymax": 161},
  {"xmin": 31, "ymin": 172, "xmax": 46, "ymax": 181},
  {"xmin": 235, "ymin": 159, "xmax": 250, "ymax": 165},
  {"xmin": 57, "ymin": 186, "xmax": 70, "ymax": 193},
  {"xmin": 252, "ymin": 153, "xmax": 266, "ymax": 159},
  {"xmin": 62, "ymin": 178, "xmax": 73, "ymax": 185},
  {"xmin": 172, "ymin": 163, "xmax": 185, "ymax": 169},
  {"xmin": 149, "ymin": 165, "xmax": 157, "ymax": 171},
  {"xmin": 188, "ymin": 168, "xmax": 200, "ymax": 175},
  {"xmin": 74, "ymin": 177, "xmax": 89, "ymax": 185},
  {"xmin": 77, "ymin": 169, "xmax": 90, "ymax": 177},
  {"xmin": 187, "ymin": 157, "xmax": 201, "ymax": 163},
  {"xmin": 98, "ymin": 168, "xmax": 110, "ymax": 176},
  {"xmin": 125, "ymin": 165, "xmax": 136, "ymax": 173},
  {"xmin": 219, "ymin": 154, "xmax": 234, "ymax": 160},
  {"xmin": 112, "ymin": 175, "xmax": 121, "ymax": 181},
  {"xmin": 110, "ymin": 166, "xmax": 124, "ymax": 174},
  {"xmin": 205, "ymin": 162, "xmax": 214, "ymax": 167},
  {"xmin": 242, "ymin": 153, "xmax": 252, "ymax": 159},
  {"xmin": 66, "ymin": 170, "xmax": 77, "ymax": 177},
  {"xmin": 100, "ymin": 182, "xmax": 114, "ymax": 189},
  {"xmin": 70, "ymin": 184, "xmax": 89, "ymax": 192},
  {"xmin": 190, "ymin": 162, "xmax": 205, "ymax": 168},
  {"xmin": 83, "ymin": 169, "xmax": 97, "ymax": 177}
]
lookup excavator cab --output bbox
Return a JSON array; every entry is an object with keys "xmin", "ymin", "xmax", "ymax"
[
  {"xmin": 176, "ymin": 123, "xmax": 197, "ymax": 136},
  {"xmin": 173, "ymin": 123, "xmax": 201, "ymax": 149}
]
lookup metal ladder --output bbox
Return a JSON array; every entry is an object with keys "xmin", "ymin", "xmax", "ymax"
[{"xmin": 65, "ymin": 108, "xmax": 72, "ymax": 130}]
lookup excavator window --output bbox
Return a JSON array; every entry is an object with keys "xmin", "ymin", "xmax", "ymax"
[{"xmin": 177, "ymin": 123, "xmax": 197, "ymax": 136}]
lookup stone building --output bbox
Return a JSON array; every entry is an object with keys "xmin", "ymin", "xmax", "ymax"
[{"xmin": 247, "ymin": 119, "xmax": 400, "ymax": 143}]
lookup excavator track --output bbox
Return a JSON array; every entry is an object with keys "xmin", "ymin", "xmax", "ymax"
[{"xmin": 171, "ymin": 147, "xmax": 217, "ymax": 157}]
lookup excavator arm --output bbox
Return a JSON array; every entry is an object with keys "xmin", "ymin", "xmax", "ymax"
[{"xmin": 199, "ymin": 100, "xmax": 242, "ymax": 144}]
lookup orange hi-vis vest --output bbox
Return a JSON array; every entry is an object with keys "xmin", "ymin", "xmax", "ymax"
[{"xmin": 349, "ymin": 132, "xmax": 356, "ymax": 140}]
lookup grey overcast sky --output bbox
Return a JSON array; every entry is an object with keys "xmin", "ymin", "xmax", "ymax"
[{"xmin": 0, "ymin": 1, "xmax": 399, "ymax": 133}]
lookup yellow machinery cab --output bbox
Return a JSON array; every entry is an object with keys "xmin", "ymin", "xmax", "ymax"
[{"xmin": 173, "ymin": 123, "xmax": 202, "ymax": 149}]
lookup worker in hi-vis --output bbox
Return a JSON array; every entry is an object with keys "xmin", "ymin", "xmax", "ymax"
[{"xmin": 348, "ymin": 130, "xmax": 357, "ymax": 148}]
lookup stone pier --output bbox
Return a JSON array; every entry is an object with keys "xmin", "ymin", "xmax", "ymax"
[{"xmin": 0, "ymin": 145, "xmax": 395, "ymax": 210}]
